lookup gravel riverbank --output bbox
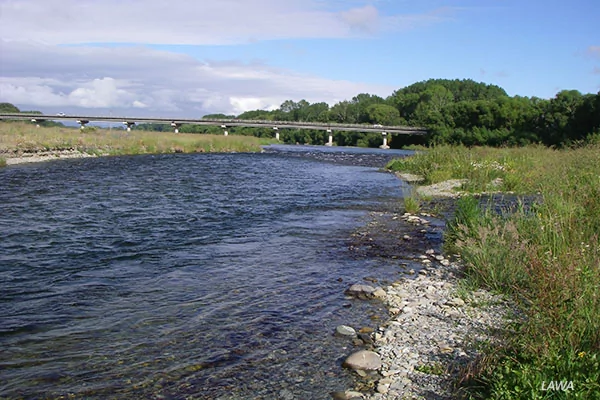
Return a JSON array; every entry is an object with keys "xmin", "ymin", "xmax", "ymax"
[
  {"xmin": 335, "ymin": 178, "xmax": 514, "ymax": 399},
  {"xmin": 3, "ymin": 149, "xmax": 99, "ymax": 165}
]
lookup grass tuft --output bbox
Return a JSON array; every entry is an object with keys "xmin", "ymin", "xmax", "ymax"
[{"xmin": 404, "ymin": 191, "xmax": 422, "ymax": 214}]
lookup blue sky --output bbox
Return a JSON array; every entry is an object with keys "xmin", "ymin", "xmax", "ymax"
[{"xmin": 0, "ymin": 0, "xmax": 598, "ymax": 117}]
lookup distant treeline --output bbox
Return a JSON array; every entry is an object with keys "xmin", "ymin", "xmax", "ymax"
[
  {"xmin": 0, "ymin": 102, "xmax": 65, "ymax": 128},
  {"xmin": 3, "ymin": 78, "xmax": 599, "ymax": 148},
  {"xmin": 136, "ymin": 79, "xmax": 600, "ymax": 148}
]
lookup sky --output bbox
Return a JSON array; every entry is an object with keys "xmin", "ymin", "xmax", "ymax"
[{"xmin": 0, "ymin": 0, "xmax": 598, "ymax": 118}]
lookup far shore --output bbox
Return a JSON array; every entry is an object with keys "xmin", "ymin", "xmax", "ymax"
[
  {"xmin": 0, "ymin": 122, "xmax": 266, "ymax": 168},
  {"xmin": 3, "ymin": 149, "xmax": 100, "ymax": 165}
]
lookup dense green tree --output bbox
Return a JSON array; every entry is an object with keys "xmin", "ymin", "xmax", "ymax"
[
  {"xmin": 351, "ymin": 93, "xmax": 385, "ymax": 123},
  {"xmin": 0, "ymin": 103, "xmax": 20, "ymax": 113},
  {"xmin": 202, "ymin": 113, "xmax": 235, "ymax": 119},
  {"xmin": 328, "ymin": 100, "xmax": 358, "ymax": 123},
  {"xmin": 366, "ymin": 104, "xmax": 401, "ymax": 125}
]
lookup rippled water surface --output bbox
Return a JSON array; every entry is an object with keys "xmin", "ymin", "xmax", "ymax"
[{"xmin": 1, "ymin": 146, "xmax": 413, "ymax": 399}]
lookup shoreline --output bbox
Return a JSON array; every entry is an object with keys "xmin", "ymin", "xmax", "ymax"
[
  {"xmin": 3, "ymin": 149, "xmax": 100, "ymax": 165},
  {"xmin": 337, "ymin": 177, "xmax": 512, "ymax": 399}
]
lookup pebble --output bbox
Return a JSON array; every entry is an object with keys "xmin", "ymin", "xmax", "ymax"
[
  {"xmin": 438, "ymin": 343, "xmax": 454, "ymax": 354},
  {"xmin": 336, "ymin": 325, "xmax": 357, "ymax": 337},
  {"xmin": 376, "ymin": 383, "xmax": 389, "ymax": 394},
  {"xmin": 446, "ymin": 297, "xmax": 466, "ymax": 307}
]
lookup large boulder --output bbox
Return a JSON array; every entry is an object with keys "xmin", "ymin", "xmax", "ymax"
[{"xmin": 343, "ymin": 350, "xmax": 382, "ymax": 371}]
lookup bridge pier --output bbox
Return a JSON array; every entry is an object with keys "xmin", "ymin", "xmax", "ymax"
[
  {"xmin": 77, "ymin": 120, "xmax": 89, "ymax": 131},
  {"xmin": 221, "ymin": 124, "xmax": 228, "ymax": 136},
  {"xmin": 326, "ymin": 129, "xmax": 333, "ymax": 146},
  {"xmin": 380, "ymin": 132, "xmax": 390, "ymax": 149},
  {"xmin": 171, "ymin": 122, "xmax": 181, "ymax": 133},
  {"xmin": 30, "ymin": 118, "xmax": 44, "ymax": 127},
  {"xmin": 273, "ymin": 127, "xmax": 279, "ymax": 141},
  {"xmin": 123, "ymin": 121, "xmax": 135, "ymax": 132}
]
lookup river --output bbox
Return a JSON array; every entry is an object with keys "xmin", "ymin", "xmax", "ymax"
[{"xmin": 0, "ymin": 145, "xmax": 415, "ymax": 399}]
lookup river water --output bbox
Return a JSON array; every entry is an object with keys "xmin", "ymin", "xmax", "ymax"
[{"xmin": 0, "ymin": 145, "xmax": 415, "ymax": 399}]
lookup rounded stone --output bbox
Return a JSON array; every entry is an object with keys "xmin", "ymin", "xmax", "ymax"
[
  {"xmin": 447, "ymin": 297, "xmax": 465, "ymax": 307},
  {"xmin": 343, "ymin": 350, "xmax": 383, "ymax": 371},
  {"xmin": 345, "ymin": 284, "xmax": 376, "ymax": 298},
  {"xmin": 336, "ymin": 325, "xmax": 357, "ymax": 337},
  {"xmin": 377, "ymin": 383, "xmax": 390, "ymax": 394}
]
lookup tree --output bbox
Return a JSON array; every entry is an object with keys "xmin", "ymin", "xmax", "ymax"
[
  {"xmin": 351, "ymin": 93, "xmax": 385, "ymax": 123},
  {"xmin": 366, "ymin": 104, "xmax": 401, "ymax": 125},
  {"xmin": 329, "ymin": 100, "xmax": 358, "ymax": 123},
  {"xmin": 202, "ymin": 113, "xmax": 235, "ymax": 119},
  {"xmin": 0, "ymin": 102, "xmax": 21, "ymax": 113}
]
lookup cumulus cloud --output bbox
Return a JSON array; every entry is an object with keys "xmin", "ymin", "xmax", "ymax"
[
  {"xmin": 0, "ymin": 1, "xmax": 451, "ymax": 116},
  {"xmin": 0, "ymin": 40, "xmax": 394, "ymax": 116}
]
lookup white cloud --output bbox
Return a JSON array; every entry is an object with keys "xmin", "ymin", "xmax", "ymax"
[
  {"xmin": 0, "ymin": 40, "xmax": 394, "ymax": 116},
  {"xmin": 0, "ymin": 0, "xmax": 450, "ymax": 45},
  {"xmin": 341, "ymin": 5, "xmax": 380, "ymax": 34},
  {"xmin": 133, "ymin": 100, "xmax": 148, "ymax": 108},
  {"xmin": 67, "ymin": 78, "xmax": 132, "ymax": 108},
  {"xmin": 0, "ymin": 1, "xmax": 450, "ymax": 116}
]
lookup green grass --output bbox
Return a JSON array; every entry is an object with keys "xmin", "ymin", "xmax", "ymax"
[
  {"xmin": 403, "ymin": 191, "xmax": 422, "ymax": 214},
  {"xmin": 386, "ymin": 144, "xmax": 554, "ymax": 193},
  {"xmin": 389, "ymin": 144, "xmax": 600, "ymax": 399},
  {"xmin": 0, "ymin": 122, "xmax": 264, "ymax": 164},
  {"xmin": 415, "ymin": 362, "xmax": 446, "ymax": 376}
]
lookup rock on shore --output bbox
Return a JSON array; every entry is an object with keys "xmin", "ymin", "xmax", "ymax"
[{"xmin": 343, "ymin": 350, "xmax": 383, "ymax": 371}]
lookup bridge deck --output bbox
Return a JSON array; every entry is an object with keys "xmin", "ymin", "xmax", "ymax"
[{"xmin": 0, "ymin": 113, "xmax": 427, "ymax": 135}]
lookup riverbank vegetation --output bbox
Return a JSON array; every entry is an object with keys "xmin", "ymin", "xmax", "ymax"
[
  {"xmin": 388, "ymin": 145, "xmax": 600, "ymax": 398},
  {"xmin": 2, "ymin": 79, "xmax": 599, "ymax": 149},
  {"xmin": 0, "ymin": 122, "xmax": 264, "ymax": 163},
  {"xmin": 146, "ymin": 80, "xmax": 598, "ymax": 148}
]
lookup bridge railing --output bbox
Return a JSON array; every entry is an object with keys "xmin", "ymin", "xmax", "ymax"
[{"xmin": 0, "ymin": 113, "xmax": 428, "ymax": 135}]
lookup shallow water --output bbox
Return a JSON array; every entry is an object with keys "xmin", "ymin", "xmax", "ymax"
[{"xmin": 0, "ymin": 146, "xmax": 415, "ymax": 399}]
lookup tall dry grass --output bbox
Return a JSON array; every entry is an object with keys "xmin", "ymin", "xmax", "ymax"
[{"xmin": 0, "ymin": 122, "xmax": 263, "ymax": 159}]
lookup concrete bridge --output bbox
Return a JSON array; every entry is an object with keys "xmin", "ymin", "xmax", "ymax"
[{"xmin": 0, "ymin": 113, "xmax": 427, "ymax": 149}]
